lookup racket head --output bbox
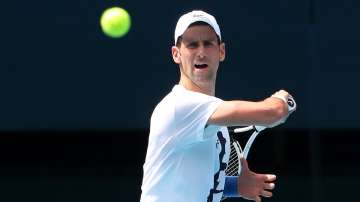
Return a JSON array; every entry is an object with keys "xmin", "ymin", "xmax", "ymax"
[
  {"xmin": 225, "ymin": 126, "xmax": 261, "ymax": 176},
  {"xmin": 222, "ymin": 126, "xmax": 263, "ymax": 201}
]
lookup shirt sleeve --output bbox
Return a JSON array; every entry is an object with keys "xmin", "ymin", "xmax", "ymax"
[{"xmin": 174, "ymin": 90, "xmax": 223, "ymax": 146}]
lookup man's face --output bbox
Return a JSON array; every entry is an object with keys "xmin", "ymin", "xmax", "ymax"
[{"xmin": 172, "ymin": 25, "xmax": 225, "ymax": 87}]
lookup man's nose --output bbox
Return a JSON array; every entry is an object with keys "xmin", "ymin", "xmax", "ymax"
[{"xmin": 197, "ymin": 45, "xmax": 206, "ymax": 59}]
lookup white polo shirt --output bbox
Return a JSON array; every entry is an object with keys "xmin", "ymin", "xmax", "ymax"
[{"xmin": 141, "ymin": 85, "xmax": 230, "ymax": 202}]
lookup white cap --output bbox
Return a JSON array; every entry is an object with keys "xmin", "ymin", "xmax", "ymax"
[{"xmin": 174, "ymin": 10, "xmax": 221, "ymax": 45}]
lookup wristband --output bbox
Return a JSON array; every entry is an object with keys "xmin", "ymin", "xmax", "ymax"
[
  {"xmin": 223, "ymin": 176, "xmax": 239, "ymax": 197},
  {"xmin": 272, "ymin": 95, "xmax": 297, "ymax": 113},
  {"xmin": 271, "ymin": 94, "xmax": 287, "ymax": 105}
]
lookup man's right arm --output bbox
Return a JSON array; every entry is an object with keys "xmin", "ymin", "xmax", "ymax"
[{"xmin": 208, "ymin": 90, "xmax": 292, "ymax": 127}]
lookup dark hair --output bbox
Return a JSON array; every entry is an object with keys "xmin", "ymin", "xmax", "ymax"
[{"xmin": 175, "ymin": 21, "xmax": 221, "ymax": 47}]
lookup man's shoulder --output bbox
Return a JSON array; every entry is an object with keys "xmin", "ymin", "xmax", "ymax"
[
  {"xmin": 151, "ymin": 89, "xmax": 176, "ymax": 118},
  {"xmin": 152, "ymin": 85, "xmax": 182, "ymax": 112},
  {"xmin": 150, "ymin": 91, "xmax": 176, "ymax": 132}
]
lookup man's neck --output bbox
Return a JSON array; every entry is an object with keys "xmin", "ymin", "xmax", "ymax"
[{"xmin": 179, "ymin": 79, "xmax": 215, "ymax": 96}]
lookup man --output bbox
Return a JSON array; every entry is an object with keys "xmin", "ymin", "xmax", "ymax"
[{"xmin": 140, "ymin": 10, "xmax": 296, "ymax": 202}]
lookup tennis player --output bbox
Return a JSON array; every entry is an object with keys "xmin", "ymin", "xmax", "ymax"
[{"xmin": 140, "ymin": 10, "xmax": 296, "ymax": 202}]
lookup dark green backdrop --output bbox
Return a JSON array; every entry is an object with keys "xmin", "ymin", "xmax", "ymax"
[{"xmin": 3, "ymin": 0, "xmax": 360, "ymax": 129}]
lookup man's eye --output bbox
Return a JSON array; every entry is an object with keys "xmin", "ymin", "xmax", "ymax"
[
  {"xmin": 204, "ymin": 41, "xmax": 214, "ymax": 46},
  {"xmin": 187, "ymin": 43, "xmax": 198, "ymax": 48}
]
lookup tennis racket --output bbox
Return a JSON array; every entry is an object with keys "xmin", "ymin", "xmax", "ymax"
[{"xmin": 225, "ymin": 97, "xmax": 297, "ymax": 176}]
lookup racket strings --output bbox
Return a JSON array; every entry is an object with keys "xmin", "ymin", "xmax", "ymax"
[
  {"xmin": 227, "ymin": 149, "xmax": 239, "ymax": 169},
  {"xmin": 225, "ymin": 139, "xmax": 242, "ymax": 176}
]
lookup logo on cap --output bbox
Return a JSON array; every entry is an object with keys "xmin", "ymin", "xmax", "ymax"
[{"xmin": 193, "ymin": 14, "xmax": 204, "ymax": 17}]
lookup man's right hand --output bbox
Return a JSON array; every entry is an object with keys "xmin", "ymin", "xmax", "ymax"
[{"xmin": 266, "ymin": 90, "xmax": 296, "ymax": 128}]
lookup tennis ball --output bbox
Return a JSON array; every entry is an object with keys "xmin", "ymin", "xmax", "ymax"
[{"xmin": 100, "ymin": 7, "xmax": 131, "ymax": 38}]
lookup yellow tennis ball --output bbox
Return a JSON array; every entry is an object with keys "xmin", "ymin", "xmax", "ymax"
[{"xmin": 100, "ymin": 7, "xmax": 131, "ymax": 38}]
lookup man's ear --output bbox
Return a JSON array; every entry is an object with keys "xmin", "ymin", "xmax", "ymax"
[
  {"xmin": 172, "ymin": 46, "xmax": 181, "ymax": 64},
  {"xmin": 219, "ymin": 42, "xmax": 226, "ymax": 62}
]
